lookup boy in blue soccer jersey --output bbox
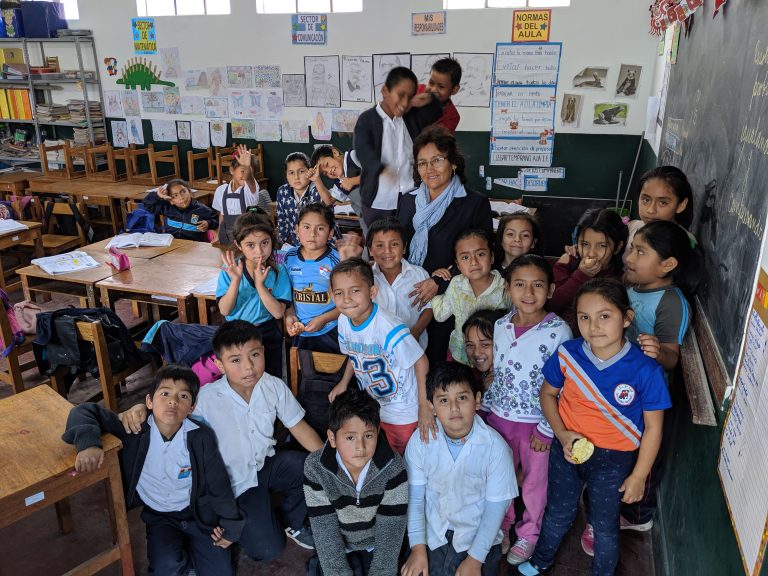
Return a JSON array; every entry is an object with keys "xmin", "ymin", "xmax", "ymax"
[{"xmin": 327, "ymin": 258, "xmax": 436, "ymax": 455}]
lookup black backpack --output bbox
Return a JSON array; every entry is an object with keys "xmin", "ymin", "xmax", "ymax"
[{"xmin": 297, "ymin": 349, "xmax": 348, "ymax": 435}]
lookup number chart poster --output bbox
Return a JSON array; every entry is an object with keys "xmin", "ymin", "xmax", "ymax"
[{"xmin": 132, "ymin": 18, "xmax": 157, "ymax": 55}]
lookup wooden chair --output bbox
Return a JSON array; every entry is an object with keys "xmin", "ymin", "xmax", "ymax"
[
  {"xmin": 288, "ymin": 346, "xmax": 347, "ymax": 397},
  {"xmin": 84, "ymin": 144, "xmax": 128, "ymax": 182},
  {"xmin": 0, "ymin": 302, "xmax": 38, "ymax": 394},
  {"xmin": 49, "ymin": 319, "xmax": 152, "ymax": 412},
  {"xmin": 31, "ymin": 200, "xmax": 89, "ymax": 255},
  {"xmin": 39, "ymin": 141, "xmax": 87, "ymax": 180},
  {"xmin": 187, "ymin": 148, "xmax": 218, "ymax": 191},
  {"xmin": 126, "ymin": 144, "xmax": 181, "ymax": 186}
]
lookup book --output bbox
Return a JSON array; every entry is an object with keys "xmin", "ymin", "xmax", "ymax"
[
  {"xmin": 0, "ymin": 90, "xmax": 9, "ymax": 119},
  {"xmin": 0, "ymin": 219, "xmax": 28, "ymax": 234},
  {"xmin": 105, "ymin": 233, "xmax": 173, "ymax": 249},
  {"xmin": 32, "ymin": 251, "xmax": 100, "ymax": 275},
  {"xmin": 489, "ymin": 200, "xmax": 529, "ymax": 216}
]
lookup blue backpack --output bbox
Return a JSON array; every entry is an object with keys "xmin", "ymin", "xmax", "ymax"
[{"xmin": 124, "ymin": 206, "xmax": 156, "ymax": 233}]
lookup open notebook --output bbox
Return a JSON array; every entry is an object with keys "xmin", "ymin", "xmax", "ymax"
[
  {"xmin": 32, "ymin": 251, "xmax": 100, "ymax": 275},
  {"xmin": 106, "ymin": 233, "xmax": 173, "ymax": 249}
]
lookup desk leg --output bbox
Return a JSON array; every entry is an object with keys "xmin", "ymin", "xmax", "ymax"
[
  {"xmin": 105, "ymin": 451, "xmax": 135, "ymax": 576},
  {"xmin": 0, "ymin": 255, "xmax": 7, "ymax": 291},
  {"xmin": 197, "ymin": 297, "xmax": 209, "ymax": 325},
  {"xmin": 55, "ymin": 498, "xmax": 73, "ymax": 534},
  {"xmin": 177, "ymin": 298, "xmax": 189, "ymax": 324},
  {"xmin": 86, "ymin": 284, "xmax": 98, "ymax": 308},
  {"xmin": 31, "ymin": 229, "xmax": 43, "ymax": 259},
  {"xmin": 100, "ymin": 286, "xmax": 115, "ymax": 309},
  {"xmin": 20, "ymin": 274, "xmax": 31, "ymax": 302}
]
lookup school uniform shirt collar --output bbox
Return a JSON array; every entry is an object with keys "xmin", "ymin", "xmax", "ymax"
[
  {"xmin": 336, "ymin": 451, "xmax": 371, "ymax": 495},
  {"xmin": 454, "ymin": 269, "xmax": 505, "ymax": 298},
  {"xmin": 581, "ymin": 338, "xmax": 632, "ymax": 370},
  {"xmin": 372, "ymin": 258, "xmax": 419, "ymax": 287}
]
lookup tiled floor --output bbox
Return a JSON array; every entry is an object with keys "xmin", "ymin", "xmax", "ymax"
[{"xmin": 0, "ymin": 293, "xmax": 654, "ymax": 575}]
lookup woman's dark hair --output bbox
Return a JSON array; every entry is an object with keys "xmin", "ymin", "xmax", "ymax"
[
  {"xmin": 284, "ymin": 151, "xmax": 310, "ymax": 170},
  {"xmin": 328, "ymin": 386, "xmax": 381, "ymax": 433},
  {"xmin": 573, "ymin": 208, "xmax": 628, "ymax": 272},
  {"xmin": 151, "ymin": 364, "xmax": 200, "ymax": 403},
  {"xmin": 385, "ymin": 66, "xmax": 417, "ymax": 90},
  {"xmin": 233, "ymin": 211, "xmax": 276, "ymax": 269},
  {"xmin": 462, "ymin": 308, "xmax": 506, "ymax": 340},
  {"xmin": 635, "ymin": 220, "xmax": 702, "ymax": 295},
  {"xmin": 503, "ymin": 254, "xmax": 554, "ymax": 286},
  {"xmin": 426, "ymin": 361, "xmax": 481, "ymax": 402},
  {"xmin": 495, "ymin": 213, "xmax": 544, "ymax": 263},
  {"xmin": 638, "ymin": 165, "xmax": 694, "ymax": 229},
  {"xmin": 454, "ymin": 228, "xmax": 492, "ymax": 254},
  {"xmin": 575, "ymin": 278, "xmax": 632, "ymax": 319},
  {"xmin": 412, "ymin": 125, "xmax": 466, "ymax": 185},
  {"xmin": 297, "ymin": 202, "xmax": 335, "ymax": 229}
]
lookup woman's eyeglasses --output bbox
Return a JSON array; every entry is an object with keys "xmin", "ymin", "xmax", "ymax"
[{"xmin": 416, "ymin": 156, "xmax": 447, "ymax": 171}]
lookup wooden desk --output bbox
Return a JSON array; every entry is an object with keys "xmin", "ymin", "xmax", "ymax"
[
  {"xmin": 0, "ymin": 171, "xmax": 41, "ymax": 197},
  {"xmin": 98, "ymin": 260, "xmax": 213, "ymax": 323},
  {"xmin": 0, "ymin": 221, "xmax": 43, "ymax": 291},
  {"xmin": 153, "ymin": 241, "xmax": 223, "ymax": 268},
  {"xmin": 81, "ymin": 236, "xmax": 191, "ymax": 260},
  {"xmin": 193, "ymin": 292, "xmax": 218, "ymax": 325},
  {"xmin": 18, "ymin": 260, "xmax": 118, "ymax": 307},
  {"xmin": 0, "ymin": 385, "xmax": 134, "ymax": 575}
]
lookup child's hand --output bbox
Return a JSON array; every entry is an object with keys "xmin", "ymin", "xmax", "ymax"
[
  {"xmin": 557, "ymin": 430, "xmax": 585, "ymax": 464},
  {"xmin": 221, "ymin": 251, "xmax": 243, "ymax": 281},
  {"xmin": 307, "ymin": 166, "xmax": 321, "ymax": 183},
  {"xmin": 75, "ymin": 446, "xmax": 104, "ymax": 472},
  {"xmin": 196, "ymin": 220, "xmax": 209, "ymax": 232},
  {"xmin": 211, "ymin": 526, "xmax": 233, "ymax": 549},
  {"xmin": 337, "ymin": 235, "xmax": 364, "ymax": 261},
  {"xmin": 157, "ymin": 184, "xmax": 171, "ymax": 200},
  {"xmin": 418, "ymin": 401, "xmax": 438, "ymax": 442},
  {"xmin": 455, "ymin": 555, "xmax": 483, "ymax": 576},
  {"xmin": 431, "ymin": 268, "xmax": 452, "ymax": 282},
  {"xmin": 285, "ymin": 314, "xmax": 304, "ymax": 336},
  {"xmin": 409, "ymin": 278, "xmax": 439, "ymax": 310},
  {"xmin": 530, "ymin": 434, "xmax": 551, "ymax": 453},
  {"xmin": 303, "ymin": 317, "xmax": 325, "ymax": 334},
  {"xmin": 558, "ymin": 245, "xmax": 577, "ymax": 264},
  {"xmin": 118, "ymin": 403, "xmax": 148, "ymax": 434},
  {"xmin": 410, "ymin": 92, "xmax": 432, "ymax": 109},
  {"xmin": 637, "ymin": 334, "xmax": 661, "ymax": 359},
  {"xmin": 235, "ymin": 144, "xmax": 251, "ymax": 166},
  {"xmin": 328, "ymin": 381, "xmax": 348, "ymax": 402},
  {"xmin": 578, "ymin": 256, "xmax": 602, "ymax": 277},
  {"xmin": 401, "ymin": 544, "xmax": 429, "ymax": 576},
  {"xmin": 619, "ymin": 473, "xmax": 647, "ymax": 503},
  {"xmin": 338, "ymin": 176, "xmax": 357, "ymax": 191},
  {"xmin": 252, "ymin": 256, "xmax": 270, "ymax": 285}
]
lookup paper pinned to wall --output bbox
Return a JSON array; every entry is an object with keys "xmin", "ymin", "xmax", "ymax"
[
  {"xmin": 210, "ymin": 121, "xmax": 227, "ymax": 147},
  {"xmin": 282, "ymin": 74, "xmax": 306, "ymax": 107},
  {"xmin": 126, "ymin": 116, "xmax": 144, "ymax": 145},
  {"xmin": 305, "ymin": 55, "xmax": 341, "ymax": 108},
  {"xmin": 281, "ymin": 120, "xmax": 309, "ymax": 143},
  {"xmin": 121, "ymin": 90, "xmax": 140, "ymax": 117},
  {"xmin": 490, "ymin": 137, "xmax": 553, "ymax": 167},
  {"xmin": 111, "ymin": 120, "xmax": 128, "ymax": 148},
  {"xmin": 342, "ymin": 55, "xmax": 372, "ymax": 103},
  {"xmin": 255, "ymin": 120, "xmax": 281, "ymax": 142},
  {"xmin": 186, "ymin": 69, "xmax": 209, "ymax": 91},
  {"xmin": 494, "ymin": 43, "xmax": 561, "ymax": 86},
  {"xmin": 152, "ymin": 119, "xmax": 178, "ymax": 142},
  {"xmin": 494, "ymin": 177, "xmax": 523, "ymax": 190},
  {"xmin": 332, "ymin": 109, "xmax": 360, "ymax": 133},
  {"xmin": 453, "ymin": 53, "xmax": 494, "ymax": 107},
  {"xmin": 311, "ymin": 109, "xmax": 333, "ymax": 141},
  {"xmin": 181, "ymin": 95, "xmax": 205, "ymax": 115},
  {"xmin": 411, "ymin": 53, "xmax": 449, "ymax": 85},
  {"xmin": 228, "ymin": 65, "xmax": 254, "ymax": 89},
  {"xmin": 140, "ymin": 91, "xmax": 164, "ymax": 114},
  {"xmin": 163, "ymin": 86, "xmax": 181, "ymax": 114},
  {"xmin": 177, "ymin": 120, "xmax": 191, "ymax": 140},
  {"xmin": 373, "ymin": 53, "xmax": 410, "ymax": 96},
  {"xmin": 232, "ymin": 119, "xmax": 256, "ymax": 139},
  {"xmin": 207, "ymin": 66, "xmax": 228, "ymax": 96},
  {"xmin": 159, "ymin": 47, "xmax": 181, "ymax": 79},
  {"xmin": 523, "ymin": 175, "xmax": 548, "ymax": 191},
  {"xmin": 253, "ymin": 65, "xmax": 281, "ymax": 88},
  {"xmin": 259, "ymin": 88, "xmax": 284, "ymax": 120},
  {"xmin": 519, "ymin": 167, "xmax": 565, "ymax": 179},
  {"xmin": 204, "ymin": 97, "xmax": 228, "ymax": 119},
  {"xmin": 491, "ymin": 86, "xmax": 557, "ymax": 138},
  {"xmin": 104, "ymin": 91, "xmax": 124, "ymax": 118},
  {"xmin": 191, "ymin": 120, "xmax": 210, "ymax": 149}
]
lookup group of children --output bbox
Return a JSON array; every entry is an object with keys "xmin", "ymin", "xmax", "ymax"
[{"xmin": 60, "ymin": 51, "xmax": 703, "ymax": 576}]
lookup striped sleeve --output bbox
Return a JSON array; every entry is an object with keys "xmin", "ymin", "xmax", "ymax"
[{"xmin": 386, "ymin": 323, "xmax": 424, "ymax": 370}]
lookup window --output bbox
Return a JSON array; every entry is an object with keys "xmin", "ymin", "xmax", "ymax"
[
  {"xmin": 27, "ymin": 0, "xmax": 79, "ymax": 20},
  {"xmin": 444, "ymin": 0, "xmax": 569, "ymax": 8},
  {"xmin": 256, "ymin": 0, "xmax": 362, "ymax": 14},
  {"xmin": 136, "ymin": 0, "xmax": 231, "ymax": 16}
]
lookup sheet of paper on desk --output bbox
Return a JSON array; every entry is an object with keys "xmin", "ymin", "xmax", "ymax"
[
  {"xmin": 106, "ymin": 233, "xmax": 173, "ymax": 248},
  {"xmin": 192, "ymin": 275, "xmax": 219, "ymax": 295},
  {"xmin": 489, "ymin": 201, "xmax": 529, "ymax": 215},
  {"xmin": 334, "ymin": 204, "xmax": 355, "ymax": 215},
  {"xmin": 32, "ymin": 251, "xmax": 100, "ymax": 275},
  {"xmin": 0, "ymin": 219, "xmax": 29, "ymax": 233}
]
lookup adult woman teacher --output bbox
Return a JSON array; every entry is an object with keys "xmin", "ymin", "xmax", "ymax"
[{"xmin": 397, "ymin": 125, "xmax": 493, "ymax": 365}]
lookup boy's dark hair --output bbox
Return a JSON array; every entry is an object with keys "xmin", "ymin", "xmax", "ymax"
[
  {"xmin": 328, "ymin": 386, "xmax": 381, "ymax": 433},
  {"xmin": 151, "ymin": 364, "xmax": 200, "ymax": 403},
  {"xmin": 638, "ymin": 165, "xmax": 693, "ymax": 229},
  {"xmin": 330, "ymin": 257, "xmax": 374, "ymax": 288},
  {"xmin": 212, "ymin": 320, "xmax": 263, "ymax": 358},
  {"xmin": 231, "ymin": 152, "xmax": 259, "ymax": 174},
  {"xmin": 285, "ymin": 151, "xmax": 311, "ymax": 170},
  {"xmin": 454, "ymin": 228, "xmax": 492, "ymax": 253},
  {"xmin": 635, "ymin": 220, "xmax": 702, "ymax": 296},
  {"xmin": 298, "ymin": 202, "xmax": 335, "ymax": 229},
  {"xmin": 432, "ymin": 57, "xmax": 462, "ymax": 87},
  {"xmin": 309, "ymin": 144, "xmax": 340, "ymax": 167},
  {"xmin": 575, "ymin": 278, "xmax": 632, "ymax": 318},
  {"xmin": 462, "ymin": 308, "xmax": 506, "ymax": 341},
  {"xmin": 426, "ymin": 361, "xmax": 481, "ymax": 402},
  {"xmin": 385, "ymin": 66, "xmax": 418, "ymax": 90},
  {"xmin": 495, "ymin": 213, "xmax": 544, "ymax": 262},
  {"xmin": 503, "ymin": 253, "xmax": 554, "ymax": 285},
  {"xmin": 366, "ymin": 216, "xmax": 405, "ymax": 248},
  {"xmin": 412, "ymin": 125, "xmax": 467, "ymax": 185},
  {"xmin": 573, "ymin": 208, "xmax": 628, "ymax": 272}
]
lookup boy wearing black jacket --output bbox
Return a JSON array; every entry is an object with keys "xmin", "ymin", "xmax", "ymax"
[{"xmin": 143, "ymin": 178, "xmax": 218, "ymax": 242}]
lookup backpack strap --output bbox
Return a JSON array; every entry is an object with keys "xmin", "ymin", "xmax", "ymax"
[{"xmin": 68, "ymin": 203, "xmax": 95, "ymax": 242}]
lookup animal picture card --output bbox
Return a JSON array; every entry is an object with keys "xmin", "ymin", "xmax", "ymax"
[
  {"xmin": 573, "ymin": 66, "xmax": 608, "ymax": 89},
  {"xmin": 560, "ymin": 92, "xmax": 583, "ymax": 127},
  {"xmin": 593, "ymin": 102, "xmax": 628, "ymax": 126},
  {"xmin": 104, "ymin": 91, "xmax": 124, "ymax": 118},
  {"xmin": 615, "ymin": 64, "xmax": 642, "ymax": 97}
]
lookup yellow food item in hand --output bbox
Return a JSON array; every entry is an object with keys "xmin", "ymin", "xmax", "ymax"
[
  {"xmin": 582, "ymin": 257, "xmax": 597, "ymax": 267},
  {"xmin": 571, "ymin": 438, "xmax": 595, "ymax": 464}
]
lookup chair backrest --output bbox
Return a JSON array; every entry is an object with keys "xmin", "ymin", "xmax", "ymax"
[
  {"xmin": 288, "ymin": 346, "xmax": 347, "ymax": 397},
  {"xmin": 85, "ymin": 144, "xmax": 126, "ymax": 182},
  {"xmin": 39, "ymin": 141, "xmax": 87, "ymax": 180},
  {"xmin": 187, "ymin": 148, "xmax": 214, "ymax": 184},
  {"xmin": 148, "ymin": 145, "xmax": 181, "ymax": 185},
  {"xmin": 215, "ymin": 144, "xmax": 264, "ymax": 185},
  {"xmin": 43, "ymin": 200, "xmax": 88, "ymax": 245}
]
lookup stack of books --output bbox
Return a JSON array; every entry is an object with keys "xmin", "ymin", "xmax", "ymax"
[
  {"xmin": 0, "ymin": 89, "xmax": 32, "ymax": 119},
  {"xmin": 36, "ymin": 102, "xmax": 70, "ymax": 123},
  {"xmin": 67, "ymin": 99, "xmax": 103, "ymax": 125}
]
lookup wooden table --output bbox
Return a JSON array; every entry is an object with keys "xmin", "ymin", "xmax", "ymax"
[
  {"xmin": 0, "ymin": 171, "xmax": 41, "ymax": 197},
  {"xmin": 0, "ymin": 385, "xmax": 134, "ymax": 575},
  {"xmin": 98, "ymin": 260, "xmax": 213, "ymax": 323},
  {"xmin": 153, "ymin": 241, "xmax": 224, "ymax": 269},
  {"xmin": 17, "ymin": 259, "xmax": 118, "ymax": 307},
  {"xmin": 0, "ymin": 221, "xmax": 43, "ymax": 291},
  {"xmin": 81, "ymin": 236, "xmax": 191, "ymax": 260}
]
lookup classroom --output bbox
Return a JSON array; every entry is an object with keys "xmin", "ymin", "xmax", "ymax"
[{"xmin": 0, "ymin": 0, "xmax": 765, "ymax": 575}]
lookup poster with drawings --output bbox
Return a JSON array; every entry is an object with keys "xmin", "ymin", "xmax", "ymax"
[
  {"xmin": 342, "ymin": 55, "xmax": 372, "ymax": 103},
  {"xmin": 126, "ymin": 117, "xmax": 144, "ymax": 145},
  {"xmin": 185, "ymin": 69, "xmax": 208, "ymax": 91},
  {"xmin": 304, "ymin": 55, "xmax": 341, "ymax": 108},
  {"xmin": 163, "ymin": 87, "xmax": 181, "ymax": 114},
  {"xmin": 207, "ymin": 66, "xmax": 228, "ymax": 96},
  {"xmin": 140, "ymin": 91, "xmax": 165, "ymax": 114},
  {"xmin": 452, "ymin": 53, "xmax": 493, "ymax": 107},
  {"xmin": 177, "ymin": 120, "xmax": 191, "ymax": 140},
  {"xmin": 411, "ymin": 53, "xmax": 449, "ymax": 85},
  {"xmin": 232, "ymin": 119, "xmax": 256, "ymax": 139},
  {"xmin": 227, "ymin": 66, "xmax": 254, "ymax": 89},
  {"xmin": 373, "ymin": 53, "xmax": 410, "ymax": 96},
  {"xmin": 111, "ymin": 120, "xmax": 128, "ymax": 148},
  {"xmin": 151, "ymin": 119, "xmax": 178, "ymax": 142},
  {"xmin": 191, "ymin": 120, "xmax": 210, "ymax": 149},
  {"xmin": 181, "ymin": 95, "xmax": 205, "ymax": 115},
  {"xmin": 104, "ymin": 91, "xmax": 124, "ymax": 118},
  {"xmin": 281, "ymin": 119, "xmax": 309, "ymax": 143},
  {"xmin": 253, "ymin": 65, "xmax": 281, "ymax": 88},
  {"xmin": 204, "ymin": 97, "xmax": 228, "ymax": 118},
  {"xmin": 159, "ymin": 47, "xmax": 181, "ymax": 78},
  {"xmin": 282, "ymin": 74, "xmax": 306, "ymax": 107},
  {"xmin": 332, "ymin": 109, "xmax": 360, "ymax": 133},
  {"xmin": 121, "ymin": 90, "xmax": 140, "ymax": 117},
  {"xmin": 210, "ymin": 121, "xmax": 227, "ymax": 147},
  {"xmin": 255, "ymin": 120, "xmax": 281, "ymax": 141}
]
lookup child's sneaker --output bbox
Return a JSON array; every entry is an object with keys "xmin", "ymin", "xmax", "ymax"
[
  {"xmin": 285, "ymin": 523, "xmax": 315, "ymax": 550},
  {"xmin": 580, "ymin": 523, "xmax": 594, "ymax": 557},
  {"xmin": 506, "ymin": 537, "xmax": 535, "ymax": 565},
  {"xmin": 620, "ymin": 516, "xmax": 653, "ymax": 532},
  {"xmin": 516, "ymin": 560, "xmax": 552, "ymax": 575}
]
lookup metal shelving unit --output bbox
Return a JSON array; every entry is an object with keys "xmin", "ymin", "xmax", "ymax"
[{"xmin": 0, "ymin": 36, "xmax": 104, "ymax": 165}]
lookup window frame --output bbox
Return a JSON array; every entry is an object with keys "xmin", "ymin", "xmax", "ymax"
[
  {"xmin": 255, "ymin": 0, "xmax": 362, "ymax": 15},
  {"xmin": 443, "ymin": 0, "xmax": 569, "ymax": 8},
  {"xmin": 136, "ymin": 0, "xmax": 232, "ymax": 17}
]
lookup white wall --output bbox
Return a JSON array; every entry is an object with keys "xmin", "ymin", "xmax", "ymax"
[{"xmin": 69, "ymin": 0, "xmax": 658, "ymax": 134}]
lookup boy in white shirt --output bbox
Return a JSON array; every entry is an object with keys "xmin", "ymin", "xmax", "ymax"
[
  {"xmin": 328, "ymin": 258, "xmax": 435, "ymax": 456},
  {"xmin": 402, "ymin": 361, "xmax": 516, "ymax": 576},
  {"xmin": 368, "ymin": 217, "xmax": 433, "ymax": 350},
  {"xmin": 120, "ymin": 320, "xmax": 324, "ymax": 563}
]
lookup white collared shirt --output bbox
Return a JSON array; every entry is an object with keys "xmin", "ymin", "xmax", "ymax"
[
  {"xmin": 336, "ymin": 451, "xmax": 371, "ymax": 496},
  {"xmin": 373, "ymin": 258, "xmax": 431, "ymax": 350},
  {"xmin": 136, "ymin": 415, "xmax": 198, "ymax": 512},
  {"xmin": 373, "ymin": 104, "xmax": 414, "ymax": 211},
  {"xmin": 404, "ymin": 415, "xmax": 516, "ymax": 553},
  {"xmin": 193, "ymin": 373, "xmax": 305, "ymax": 497},
  {"xmin": 212, "ymin": 180, "xmax": 260, "ymax": 214}
]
